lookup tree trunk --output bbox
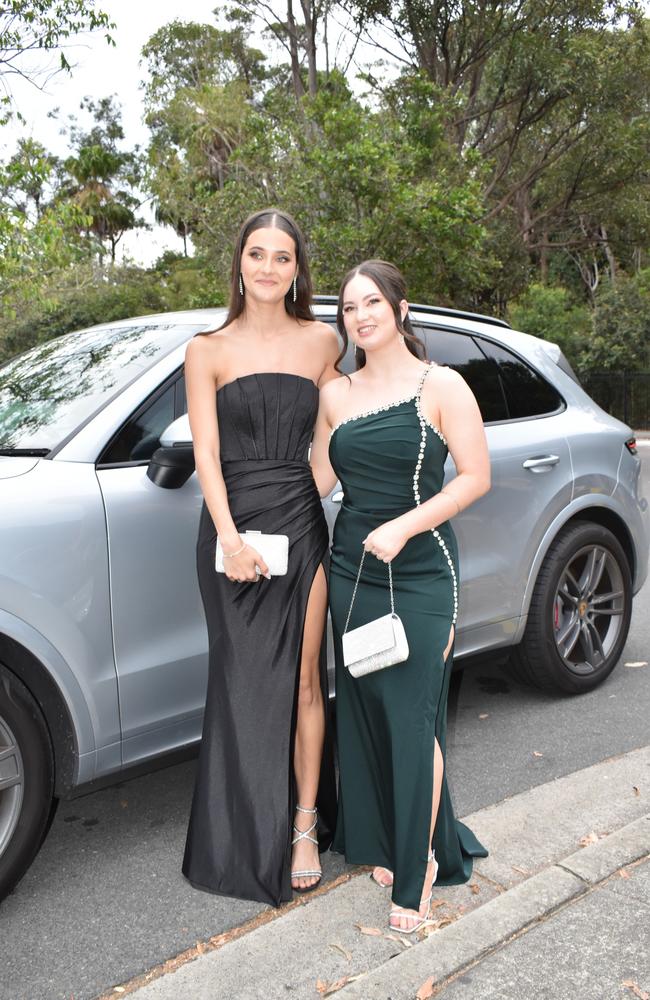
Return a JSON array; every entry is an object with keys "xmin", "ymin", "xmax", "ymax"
[
  {"xmin": 540, "ymin": 232, "xmax": 549, "ymax": 284},
  {"xmin": 287, "ymin": 0, "xmax": 306, "ymax": 101}
]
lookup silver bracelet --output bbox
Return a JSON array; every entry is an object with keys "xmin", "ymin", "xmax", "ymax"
[{"xmin": 222, "ymin": 541, "xmax": 247, "ymax": 559}]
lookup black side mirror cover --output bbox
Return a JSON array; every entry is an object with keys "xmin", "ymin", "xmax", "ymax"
[{"xmin": 147, "ymin": 445, "xmax": 195, "ymax": 489}]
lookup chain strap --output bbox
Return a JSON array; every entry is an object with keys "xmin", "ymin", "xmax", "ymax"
[{"xmin": 343, "ymin": 550, "xmax": 395, "ymax": 635}]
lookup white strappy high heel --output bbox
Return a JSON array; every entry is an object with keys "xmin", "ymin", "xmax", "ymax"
[
  {"xmin": 389, "ymin": 850, "xmax": 438, "ymax": 934},
  {"xmin": 291, "ymin": 805, "xmax": 322, "ymax": 893}
]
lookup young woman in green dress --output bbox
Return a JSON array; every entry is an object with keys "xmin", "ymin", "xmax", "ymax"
[{"xmin": 310, "ymin": 260, "xmax": 491, "ymax": 933}]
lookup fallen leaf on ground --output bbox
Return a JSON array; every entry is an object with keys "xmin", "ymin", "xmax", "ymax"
[
  {"xmin": 355, "ymin": 924, "xmax": 382, "ymax": 936},
  {"xmin": 633, "ymin": 786, "xmax": 640, "ymax": 796},
  {"xmin": 532, "ymin": 751, "xmax": 544, "ymax": 758},
  {"xmin": 478, "ymin": 713, "xmax": 489, "ymax": 719},
  {"xmin": 578, "ymin": 831, "xmax": 599, "ymax": 847},
  {"xmin": 430, "ymin": 898, "xmax": 446, "ymax": 909},
  {"xmin": 196, "ymin": 940, "xmax": 206, "ymax": 954},
  {"xmin": 622, "ymin": 980, "xmax": 650, "ymax": 999},
  {"xmin": 511, "ymin": 865, "xmax": 530, "ymax": 875},
  {"xmin": 329, "ymin": 943, "xmax": 352, "ymax": 961},
  {"xmin": 321, "ymin": 975, "xmax": 362, "ymax": 996},
  {"xmin": 316, "ymin": 980, "xmax": 328, "ymax": 994},
  {"xmin": 618, "ymin": 867, "xmax": 631, "ymax": 879},
  {"xmin": 416, "ymin": 976, "xmax": 436, "ymax": 999},
  {"xmin": 624, "ymin": 661, "xmax": 648, "ymax": 668},
  {"xmin": 469, "ymin": 884, "xmax": 480, "ymax": 895},
  {"xmin": 384, "ymin": 932, "xmax": 411, "ymax": 945}
]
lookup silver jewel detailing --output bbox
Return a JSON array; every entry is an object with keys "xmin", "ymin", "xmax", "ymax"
[
  {"xmin": 413, "ymin": 364, "xmax": 458, "ymax": 625},
  {"xmin": 423, "ymin": 415, "xmax": 447, "ymax": 445},
  {"xmin": 329, "ymin": 393, "xmax": 417, "ymax": 441}
]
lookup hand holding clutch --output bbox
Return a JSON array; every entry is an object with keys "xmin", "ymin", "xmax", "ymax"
[{"xmin": 216, "ymin": 530, "xmax": 289, "ymax": 577}]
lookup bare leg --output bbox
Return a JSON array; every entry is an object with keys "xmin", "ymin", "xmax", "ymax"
[
  {"xmin": 390, "ymin": 624, "xmax": 455, "ymax": 930},
  {"xmin": 291, "ymin": 564, "xmax": 327, "ymax": 890}
]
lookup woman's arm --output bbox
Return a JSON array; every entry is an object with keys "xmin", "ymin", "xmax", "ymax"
[
  {"xmin": 310, "ymin": 379, "xmax": 340, "ymax": 498},
  {"xmin": 315, "ymin": 322, "xmax": 342, "ymax": 389},
  {"xmin": 363, "ymin": 368, "xmax": 490, "ymax": 560},
  {"xmin": 185, "ymin": 336, "xmax": 269, "ymax": 580}
]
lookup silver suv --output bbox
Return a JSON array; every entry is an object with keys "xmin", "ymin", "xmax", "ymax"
[{"xmin": 0, "ymin": 302, "xmax": 647, "ymax": 901}]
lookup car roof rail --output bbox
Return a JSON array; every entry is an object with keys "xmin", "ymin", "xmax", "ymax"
[{"xmin": 312, "ymin": 295, "xmax": 510, "ymax": 330}]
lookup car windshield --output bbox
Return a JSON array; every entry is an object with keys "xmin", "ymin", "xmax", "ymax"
[{"xmin": 0, "ymin": 321, "xmax": 204, "ymax": 453}]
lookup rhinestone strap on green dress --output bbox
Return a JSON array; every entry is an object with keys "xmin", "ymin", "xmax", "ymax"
[{"xmin": 329, "ymin": 365, "xmax": 487, "ymax": 910}]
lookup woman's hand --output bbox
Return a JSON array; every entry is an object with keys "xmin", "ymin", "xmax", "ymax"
[
  {"xmin": 223, "ymin": 544, "xmax": 271, "ymax": 582},
  {"xmin": 363, "ymin": 521, "xmax": 410, "ymax": 563}
]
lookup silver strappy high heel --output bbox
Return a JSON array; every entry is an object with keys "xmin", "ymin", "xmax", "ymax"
[{"xmin": 291, "ymin": 805, "xmax": 322, "ymax": 893}]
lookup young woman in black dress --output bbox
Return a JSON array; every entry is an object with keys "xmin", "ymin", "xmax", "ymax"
[{"xmin": 182, "ymin": 209, "xmax": 339, "ymax": 905}]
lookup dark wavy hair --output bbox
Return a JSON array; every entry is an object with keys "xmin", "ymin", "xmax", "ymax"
[
  {"xmin": 335, "ymin": 259, "xmax": 426, "ymax": 371},
  {"xmin": 208, "ymin": 208, "xmax": 314, "ymax": 332}
]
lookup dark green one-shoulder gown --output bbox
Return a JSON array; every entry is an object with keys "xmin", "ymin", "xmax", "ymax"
[{"xmin": 329, "ymin": 364, "xmax": 487, "ymax": 910}]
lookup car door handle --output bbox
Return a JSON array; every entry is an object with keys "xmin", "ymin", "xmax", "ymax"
[
  {"xmin": 331, "ymin": 490, "xmax": 344, "ymax": 503},
  {"xmin": 523, "ymin": 454, "xmax": 560, "ymax": 471}
]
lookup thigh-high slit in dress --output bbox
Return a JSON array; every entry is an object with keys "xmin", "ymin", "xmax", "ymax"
[
  {"xmin": 329, "ymin": 364, "xmax": 487, "ymax": 911},
  {"xmin": 183, "ymin": 372, "xmax": 336, "ymax": 908}
]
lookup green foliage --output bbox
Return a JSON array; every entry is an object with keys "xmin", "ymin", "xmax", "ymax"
[
  {"xmin": 579, "ymin": 270, "xmax": 650, "ymax": 371},
  {"xmin": 0, "ymin": 2, "xmax": 114, "ymax": 102},
  {"xmin": 57, "ymin": 96, "xmax": 145, "ymax": 260},
  {"xmin": 2, "ymin": 2, "xmax": 650, "ymax": 372},
  {"xmin": 508, "ymin": 284, "xmax": 591, "ymax": 365},
  {"xmin": 1, "ymin": 264, "xmax": 172, "ymax": 362}
]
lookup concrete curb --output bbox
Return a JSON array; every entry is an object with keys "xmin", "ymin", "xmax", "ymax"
[
  {"xmin": 117, "ymin": 749, "xmax": 650, "ymax": 1000},
  {"xmin": 559, "ymin": 813, "xmax": 650, "ymax": 885},
  {"xmin": 338, "ymin": 813, "xmax": 650, "ymax": 999}
]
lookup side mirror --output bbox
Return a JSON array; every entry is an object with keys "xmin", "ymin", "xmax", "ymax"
[{"xmin": 147, "ymin": 415, "xmax": 195, "ymax": 489}]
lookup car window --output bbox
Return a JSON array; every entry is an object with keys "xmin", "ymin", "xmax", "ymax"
[
  {"xmin": 480, "ymin": 341, "xmax": 564, "ymax": 418},
  {"xmin": 99, "ymin": 379, "xmax": 180, "ymax": 465},
  {"xmin": 0, "ymin": 322, "xmax": 204, "ymax": 454},
  {"xmin": 416, "ymin": 327, "xmax": 508, "ymax": 423}
]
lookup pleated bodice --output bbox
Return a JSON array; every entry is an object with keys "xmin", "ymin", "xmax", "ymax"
[{"xmin": 217, "ymin": 372, "xmax": 318, "ymax": 463}]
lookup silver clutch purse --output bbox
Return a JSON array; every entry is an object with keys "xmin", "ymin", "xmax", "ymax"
[
  {"xmin": 215, "ymin": 530, "xmax": 289, "ymax": 576},
  {"xmin": 342, "ymin": 552, "xmax": 409, "ymax": 678}
]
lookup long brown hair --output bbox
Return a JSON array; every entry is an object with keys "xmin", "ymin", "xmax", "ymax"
[
  {"xmin": 210, "ymin": 208, "xmax": 314, "ymax": 331},
  {"xmin": 335, "ymin": 259, "xmax": 426, "ymax": 371}
]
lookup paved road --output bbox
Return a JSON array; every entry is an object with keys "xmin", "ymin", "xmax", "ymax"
[{"xmin": 2, "ymin": 452, "xmax": 649, "ymax": 1000}]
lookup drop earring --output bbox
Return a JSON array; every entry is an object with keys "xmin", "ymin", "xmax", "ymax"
[
  {"xmin": 239, "ymin": 273, "xmax": 244, "ymax": 296},
  {"xmin": 293, "ymin": 275, "xmax": 297, "ymax": 302}
]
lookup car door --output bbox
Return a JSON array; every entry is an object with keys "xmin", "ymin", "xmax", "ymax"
[
  {"xmin": 95, "ymin": 372, "xmax": 207, "ymax": 764},
  {"xmin": 418, "ymin": 326, "xmax": 573, "ymax": 656}
]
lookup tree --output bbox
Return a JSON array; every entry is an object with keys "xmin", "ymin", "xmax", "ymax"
[
  {"xmin": 0, "ymin": 1, "xmax": 113, "ymax": 121},
  {"xmin": 58, "ymin": 96, "xmax": 144, "ymax": 261}
]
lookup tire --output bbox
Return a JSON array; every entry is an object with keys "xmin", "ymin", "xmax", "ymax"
[
  {"xmin": 512, "ymin": 521, "xmax": 633, "ymax": 694},
  {"xmin": 0, "ymin": 664, "xmax": 56, "ymax": 900}
]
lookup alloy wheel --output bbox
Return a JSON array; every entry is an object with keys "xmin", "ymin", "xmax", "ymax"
[
  {"xmin": 553, "ymin": 544, "xmax": 626, "ymax": 677},
  {"xmin": 0, "ymin": 715, "xmax": 24, "ymax": 859}
]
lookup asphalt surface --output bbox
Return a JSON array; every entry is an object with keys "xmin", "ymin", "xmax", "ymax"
[{"xmin": 1, "ymin": 451, "xmax": 649, "ymax": 1000}]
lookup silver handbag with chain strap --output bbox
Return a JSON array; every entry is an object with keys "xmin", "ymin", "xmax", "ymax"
[{"xmin": 342, "ymin": 551, "xmax": 409, "ymax": 678}]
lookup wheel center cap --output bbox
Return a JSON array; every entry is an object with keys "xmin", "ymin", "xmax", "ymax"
[{"xmin": 578, "ymin": 600, "xmax": 588, "ymax": 617}]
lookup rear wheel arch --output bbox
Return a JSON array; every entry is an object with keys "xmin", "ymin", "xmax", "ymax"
[
  {"xmin": 0, "ymin": 635, "xmax": 78, "ymax": 795},
  {"xmin": 522, "ymin": 504, "xmax": 635, "ymax": 622}
]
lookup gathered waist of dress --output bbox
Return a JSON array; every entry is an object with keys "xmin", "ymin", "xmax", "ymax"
[
  {"xmin": 220, "ymin": 457, "xmax": 311, "ymax": 470},
  {"xmin": 340, "ymin": 499, "xmax": 415, "ymax": 520}
]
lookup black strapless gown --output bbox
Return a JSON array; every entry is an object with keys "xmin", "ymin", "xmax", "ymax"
[{"xmin": 182, "ymin": 373, "xmax": 336, "ymax": 907}]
